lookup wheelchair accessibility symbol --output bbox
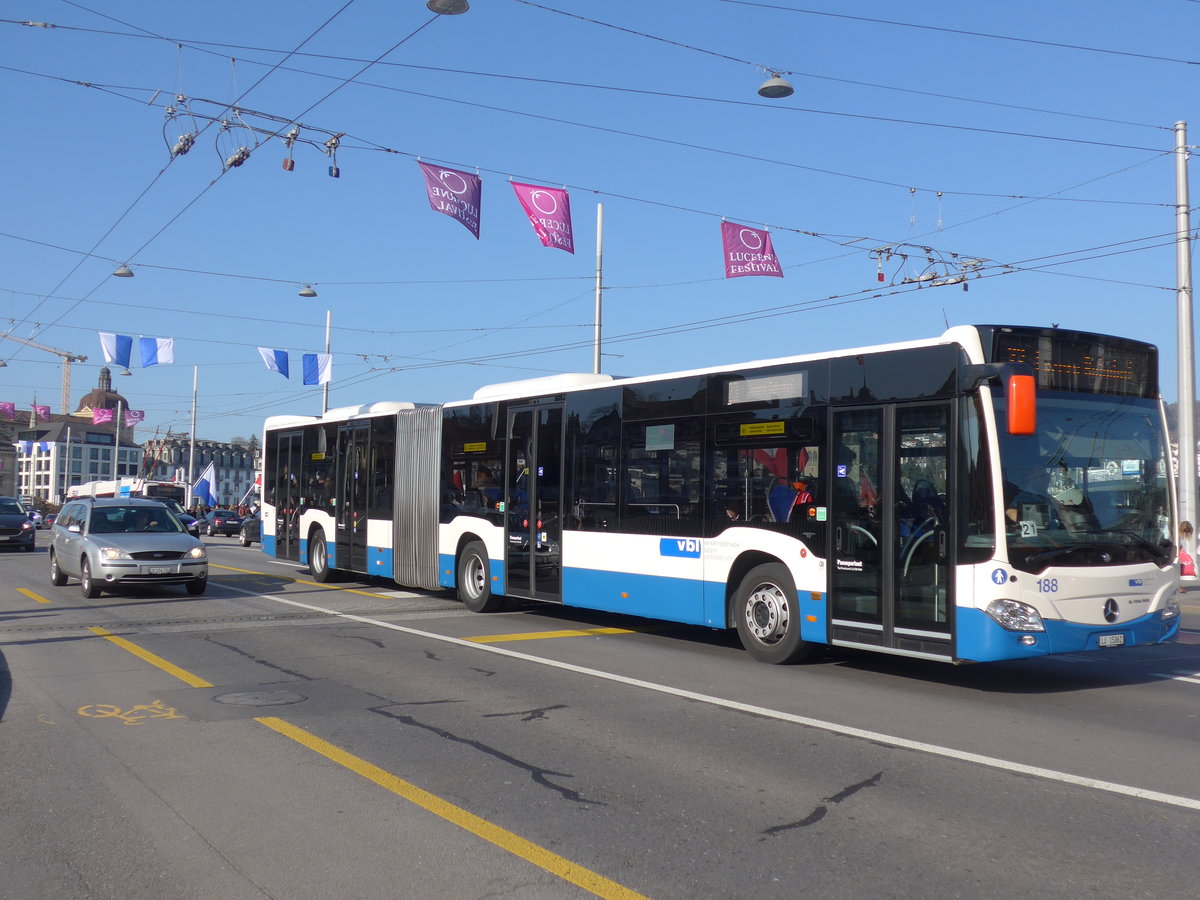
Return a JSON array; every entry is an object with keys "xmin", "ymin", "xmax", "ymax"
[{"xmin": 991, "ymin": 568, "xmax": 1008, "ymax": 585}]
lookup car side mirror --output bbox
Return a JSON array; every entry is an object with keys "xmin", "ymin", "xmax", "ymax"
[{"xmin": 68, "ymin": 523, "xmax": 81, "ymax": 534}]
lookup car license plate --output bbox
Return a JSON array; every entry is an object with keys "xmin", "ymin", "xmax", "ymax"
[
  {"xmin": 1098, "ymin": 633, "xmax": 1125, "ymax": 648},
  {"xmin": 148, "ymin": 566, "xmax": 172, "ymax": 575}
]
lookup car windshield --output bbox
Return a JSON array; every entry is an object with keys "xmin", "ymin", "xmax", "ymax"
[
  {"xmin": 0, "ymin": 499, "xmax": 25, "ymax": 515},
  {"xmin": 995, "ymin": 391, "xmax": 1172, "ymax": 572},
  {"xmin": 89, "ymin": 506, "xmax": 185, "ymax": 534}
]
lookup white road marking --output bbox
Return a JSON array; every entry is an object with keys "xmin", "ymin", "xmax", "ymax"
[{"xmin": 217, "ymin": 583, "xmax": 1200, "ymax": 812}]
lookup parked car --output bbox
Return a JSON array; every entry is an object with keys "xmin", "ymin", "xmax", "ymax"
[
  {"xmin": 43, "ymin": 513, "xmax": 57, "ymax": 529},
  {"xmin": 49, "ymin": 498, "xmax": 208, "ymax": 598},
  {"xmin": 201, "ymin": 509, "xmax": 243, "ymax": 537},
  {"xmin": 0, "ymin": 496, "xmax": 37, "ymax": 552},
  {"xmin": 238, "ymin": 510, "xmax": 261, "ymax": 547}
]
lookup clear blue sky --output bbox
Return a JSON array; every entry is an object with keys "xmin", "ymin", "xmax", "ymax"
[{"xmin": 1, "ymin": 0, "xmax": 1197, "ymax": 443}]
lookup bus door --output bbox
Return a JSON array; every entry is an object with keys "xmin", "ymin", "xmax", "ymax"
[
  {"xmin": 274, "ymin": 430, "xmax": 304, "ymax": 561},
  {"xmin": 829, "ymin": 403, "xmax": 953, "ymax": 656},
  {"xmin": 505, "ymin": 404, "xmax": 564, "ymax": 602},
  {"xmin": 335, "ymin": 424, "xmax": 370, "ymax": 573}
]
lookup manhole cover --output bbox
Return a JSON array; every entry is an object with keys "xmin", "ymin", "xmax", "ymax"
[{"xmin": 212, "ymin": 690, "xmax": 308, "ymax": 707}]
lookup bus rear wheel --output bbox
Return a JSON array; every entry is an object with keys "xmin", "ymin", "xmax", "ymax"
[
  {"xmin": 309, "ymin": 534, "xmax": 336, "ymax": 583},
  {"xmin": 458, "ymin": 541, "xmax": 504, "ymax": 613},
  {"xmin": 734, "ymin": 562, "xmax": 811, "ymax": 664}
]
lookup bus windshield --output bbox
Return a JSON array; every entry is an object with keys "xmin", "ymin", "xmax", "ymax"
[{"xmin": 996, "ymin": 391, "xmax": 1172, "ymax": 573}]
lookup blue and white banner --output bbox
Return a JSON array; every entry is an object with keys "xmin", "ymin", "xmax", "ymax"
[
  {"xmin": 257, "ymin": 347, "xmax": 289, "ymax": 378},
  {"xmin": 140, "ymin": 336, "xmax": 175, "ymax": 367},
  {"xmin": 99, "ymin": 332, "xmax": 133, "ymax": 369},
  {"xmin": 302, "ymin": 352, "xmax": 332, "ymax": 386},
  {"xmin": 192, "ymin": 460, "xmax": 217, "ymax": 507}
]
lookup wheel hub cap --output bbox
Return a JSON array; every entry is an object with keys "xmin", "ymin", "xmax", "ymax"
[{"xmin": 745, "ymin": 583, "xmax": 789, "ymax": 644}]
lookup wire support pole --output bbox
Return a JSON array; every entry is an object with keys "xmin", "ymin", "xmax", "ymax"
[
  {"xmin": 593, "ymin": 203, "xmax": 604, "ymax": 374},
  {"xmin": 1175, "ymin": 121, "xmax": 1196, "ymax": 544}
]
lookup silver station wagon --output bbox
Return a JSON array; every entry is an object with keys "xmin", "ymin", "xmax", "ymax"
[{"xmin": 49, "ymin": 498, "xmax": 208, "ymax": 598}]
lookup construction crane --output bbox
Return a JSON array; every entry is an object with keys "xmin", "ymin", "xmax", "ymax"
[{"xmin": 0, "ymin": 332, "xmax": 88, "ymax": 416}]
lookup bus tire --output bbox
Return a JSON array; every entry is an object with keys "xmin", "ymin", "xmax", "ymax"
[
  {"xmin": 733, "ymin": 562, "xmax": 811, "ymax": 664},
  {"xmin": 458, "ymin": 541, "xmax": 504, "ymax": 613},
  {"xmin": 309, "ymin": 534, "xmax": 336, "ymax": 583}
]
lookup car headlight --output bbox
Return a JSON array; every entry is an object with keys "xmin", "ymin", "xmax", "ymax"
[
  {"xmin": 99, "ymin": 547, "xmax": 132, "ymax": 561},
  {"xmin": 986, "ymin": 598, "xmax": 1046, "ymax": 632},
  {"xmin": 1162, "ymin": 597, "xmax": 1181, "ymax": 620},
  {"xmin": 188, "ymin": 546, "xmax": 207, "ymax": 559}
]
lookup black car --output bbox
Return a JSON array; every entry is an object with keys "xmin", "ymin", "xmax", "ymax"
[
  {"xmin": 0, "ymin": 496, "xmax": 37, "ymax": 552},
  {"xmin": 143, "ymin": 498, "xmax": 201, "ymax": 538},
  {"xmin": 238, "ymin": 510, "xmax": 261, "ymax": 547},
  {"xmin": 201, "ymin": 509, "xmax": 243, "ymax": 536}
]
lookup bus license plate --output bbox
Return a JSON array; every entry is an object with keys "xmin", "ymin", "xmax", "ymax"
[
  {"xmin": 148, "ymin": 566, "xmax": 171, "ymax": 575},
  {"xmin": 1099, "ymin": 633, "xmax": 1125, "ymax": 648}
]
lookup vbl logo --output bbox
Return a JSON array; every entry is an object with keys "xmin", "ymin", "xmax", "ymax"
[{"xmin": 660, "ymin": 538, "xmax": 701, "ymax": 558}]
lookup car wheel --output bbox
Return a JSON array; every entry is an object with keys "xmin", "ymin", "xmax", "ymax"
[
  {"xmin": 185, "ymin": 579, "xmax": 207, "ymax": 596},
  {"xmin": 239, "ymin": 531, "xmax": 250, "ymax": 547},
  {"xmin": 80, "ymin": 558, "xmax": 102, "ymax": 599},
  {"xmin": 49, "ymin": 550, "xmax": 67, "ymax": 586}
]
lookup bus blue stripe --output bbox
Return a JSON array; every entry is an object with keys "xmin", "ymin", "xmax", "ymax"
[{"xmin": 956, "ymin": 606, "xmax": 1180, "ymax": 662}]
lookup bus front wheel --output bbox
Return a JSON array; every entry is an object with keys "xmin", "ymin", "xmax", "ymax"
[
  {"xmin": 733, "ymin": 562, "xmax": 811, "ymax": 664},
  {"xmin": 458, "ymin": 541, "xmax": 504, "ymax": 613},
  {"xmin": 309, "ymin": 534, "xmax": 336, "ymax": 583}
]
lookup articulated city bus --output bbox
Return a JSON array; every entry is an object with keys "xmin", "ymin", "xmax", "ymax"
[{"xmin": 260, "ymin": 324, "xmax": 1182, "ymax": 664}]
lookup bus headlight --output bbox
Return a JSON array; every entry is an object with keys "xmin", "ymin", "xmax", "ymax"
[
  {"xmin": 187, "ymin": 546, "xmax": 207, "ymax": 559},
  {"xmin": 1162, "ymin": 597, "xmax": 1181, "ymax": 619},
  {"xmin": 985, "ymin": 598, "xmax": 1046, "ymax": 632},
  {"xmin": 99, "ymin": 547, "xmax": 132, "ymax": 561}
]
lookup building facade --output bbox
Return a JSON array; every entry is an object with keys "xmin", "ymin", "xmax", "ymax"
[{"xmin": 142, "ymin": 437, "xmax": 257, "ymax": 508}]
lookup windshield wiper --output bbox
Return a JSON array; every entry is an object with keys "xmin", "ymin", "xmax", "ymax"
[
  {"xmin": 1083, "ymin": 529, "xmax": 1171, "ymax": 565},
  {"xmin": 1026, "ymin": 545, "xmax": 1087, "ymax": 567}
]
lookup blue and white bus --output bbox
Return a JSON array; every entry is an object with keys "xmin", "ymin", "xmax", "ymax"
[{"xmin": 260, "ymin": 324, "xmax": 1182, "ymax": 664}]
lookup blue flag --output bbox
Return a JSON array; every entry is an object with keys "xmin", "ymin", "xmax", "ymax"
[
  {"xmin": 99, "ymin": 332, "xmax": 133, "ymax": 369},
  {"xmin": 257, "ymin": 347, "xmax": 289, "ymax": 378},
  {"xmin": 192, "ymin": 461, "xmax": 217, "ymax": 507},
  {"xmin": 140, "ymin": 337, "xmax": 175, "ymax": 367},
  {"xmin": 302, "ymin": 353, "xmax": 332, "ymax": 385}
]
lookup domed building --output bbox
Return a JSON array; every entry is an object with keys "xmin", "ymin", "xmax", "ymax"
[{"xmin": 74, "ymin": 366, "xmax": 130, "ymax": 418}]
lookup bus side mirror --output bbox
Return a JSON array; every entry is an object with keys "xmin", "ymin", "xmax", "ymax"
[{"xmin": 1006, "ymin": 373, "xmax": 1036, "ymax": 435}]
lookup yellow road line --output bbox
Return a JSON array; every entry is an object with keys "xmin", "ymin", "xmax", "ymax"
[
  {"xmin": 86, "ymin": 626, "xmax": 213, "ymax": 688},
  {"xmin": 17, "ymin": 587, "xmax": 51, "ymax": 604},
  {"xmin": 466, "ymin": 627, "xmax": 635, "ymax": 644},
  {"xmin": 256, "ymin": 716, "xmax": 649, "ymax": 900}
]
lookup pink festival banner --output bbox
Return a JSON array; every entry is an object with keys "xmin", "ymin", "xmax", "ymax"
[
  {"xmin": 0, "ymin": 402, "xmax": 13, "ymax": 420},
  {"xmin": 92, "ymin": 408, "xmax": 114, "ymax": 425},
  {"xmin": 511, "ymin": 182, "xmax": 574, "ymax": 254},
  {"xmin": 418, "ymin": 162, "xmax": 481, "ymax": 238},
  {"xmin": 125, "ymin": 409, "xmax": 145, "ymax": 427},
  {"xmin": 721, "ymin": 221, "xmax": 783, "ymax": 279},
  {"xmin": 33, "ymin": 404, "xmax": 51, "ymax": 422}
]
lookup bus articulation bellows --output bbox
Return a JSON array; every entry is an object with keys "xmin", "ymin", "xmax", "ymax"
[{"xmin": 260, "ymin": 324, "xmax": 1182, "ymax": 664}]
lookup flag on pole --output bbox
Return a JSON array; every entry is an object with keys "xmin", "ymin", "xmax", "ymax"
[
  {"xmin": 33, "ymin": 404, "xmax": 50, "ymax": 421},
  {"xmin": 140, "ymin": 337, "xmax": 175, "ymax": 367},
  {"xmin": 302, "ymin": 353, "xmax": 332, "ymax": 385},
  {"xmin": 511, "ymin": 182, "xmax": 574, "ymax": 253},
  {"xmin": 99, "ymin": 332, "xmax": 133, "ymax": 369},
  {"xmin": 721, "ymin": 221, "xmax": 783, "ymax": 278},
  {"xmin": 192, "ymin": 460, "xmax": 217, "ymax": 507},
  {"xmin": 419, "ymin": 161, "xmax": 482, "ymax": 238},
  {"xmin": 257, "ymin": 347, "xmax": 290, "ymax": 378},
  {"xmin": 0, "ymin": 402, "xmax": 13, "ymax": 420},
  {"xmin": 124, "ymin": 409, "xmax": 145, "ymax": 427},
  {"xmin": 92, "ymin": 408, "xmax": 114, "ymax": 425}
]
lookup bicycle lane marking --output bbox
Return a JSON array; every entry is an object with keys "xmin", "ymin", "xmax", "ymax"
[
  {"xmin": 214, "ymin": 582, "xmax": 1200, "ymax": 814},
  {"xmin": 82, "ymin": 625, "xmax": 649, "ymax": 900}
]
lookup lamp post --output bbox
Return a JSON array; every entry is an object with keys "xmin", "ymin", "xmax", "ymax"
[{"xmin": 1175, "ymin": 123, "xmax": 1196, "ymax": 558}]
